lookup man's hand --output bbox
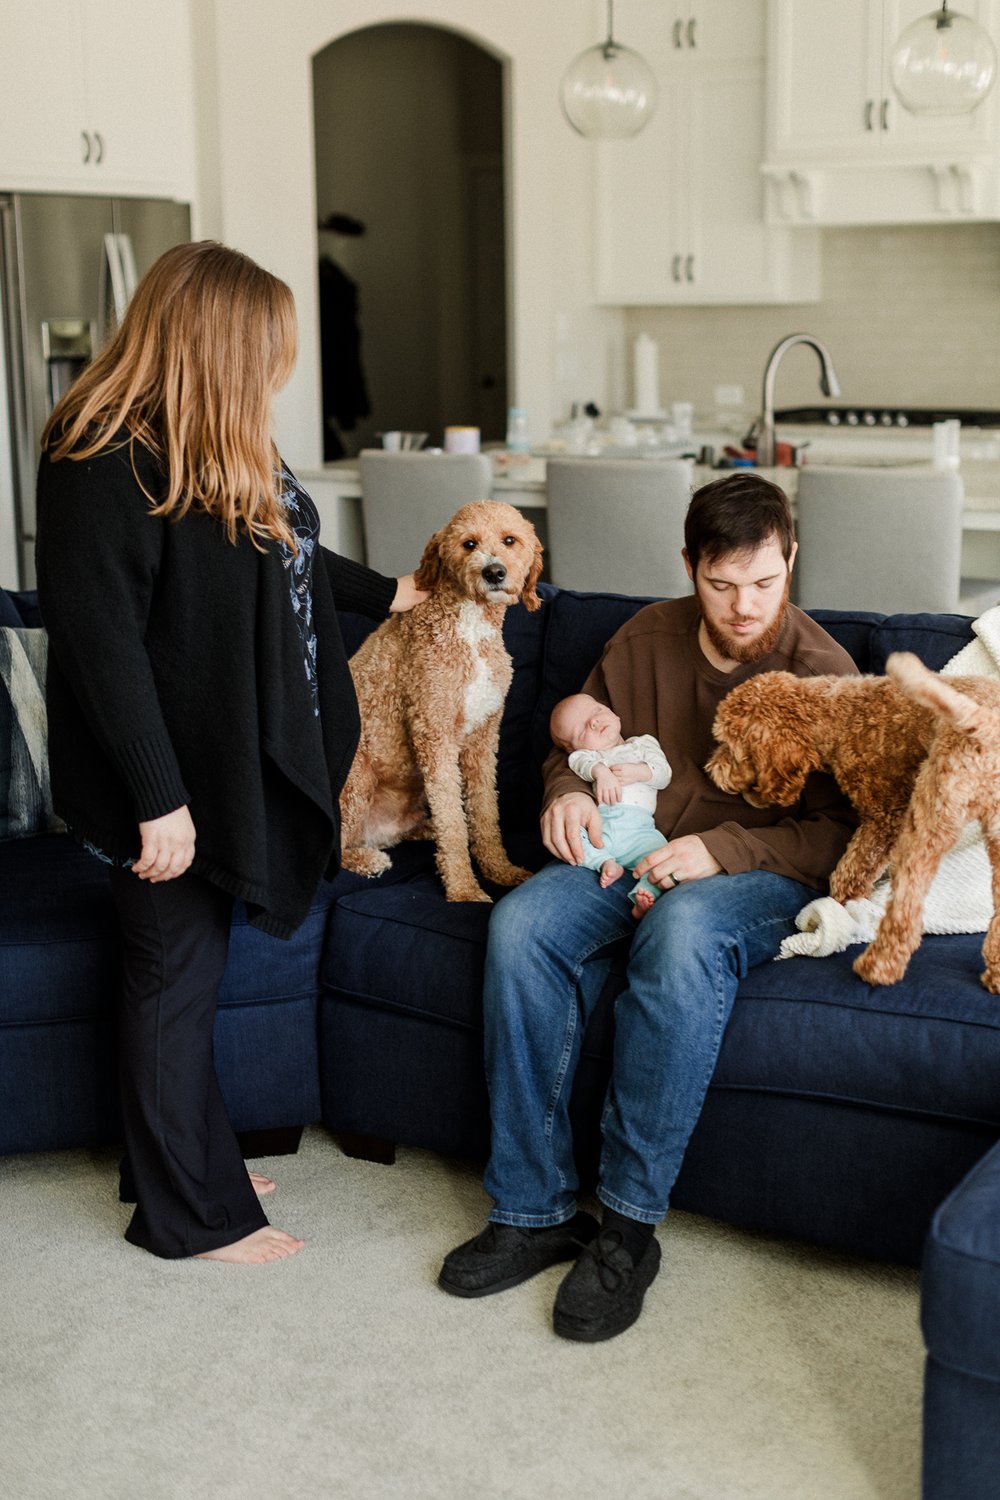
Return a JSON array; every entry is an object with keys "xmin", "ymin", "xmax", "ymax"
[
  {"xmin": 632, "ymin": 834, "xmax": 722, "ymax": 891},
  {"xmin": 593, "ymin": 765, "xmax": 621, "ymax": 805},
  {"xmin": 134, "ymin": 805, "xmax": 197, "ymax": 882},
  {"xmin": 542, "ymin": 792, "xmax": 604, "ymax": 865}
]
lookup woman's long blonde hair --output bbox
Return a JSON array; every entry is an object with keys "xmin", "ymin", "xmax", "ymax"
[{"xmin": 42, "ymin": 240, "xmax": 298, "ymax": 548}]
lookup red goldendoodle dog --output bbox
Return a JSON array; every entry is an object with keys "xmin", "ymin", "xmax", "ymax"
[
  {"xmin": 706, "ymin": 652, "xmax": 1000, "ymax": 991},
  {"xmin": 339, "ymin": 501, "xmax": 543, "ymax": 903}
]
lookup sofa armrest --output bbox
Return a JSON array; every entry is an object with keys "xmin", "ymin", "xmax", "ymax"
[{"xmin": 921, "ymin": 1136, "xmax": 1000, "ymax": 1500}]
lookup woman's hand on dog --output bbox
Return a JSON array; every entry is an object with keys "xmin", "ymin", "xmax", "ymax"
[
  {"xmin": 543, "ymin": 792, "xmax": 605, "ymax": 865},
  {"xmin": 633, "ymin": 835, "xmax": 722, "ymax": 891},
  {"xmin": 389, "ymin": 574, "xmax": 430, "ymax": 612}
]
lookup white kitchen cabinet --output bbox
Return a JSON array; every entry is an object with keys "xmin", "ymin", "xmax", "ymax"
[
  {"xmin": 594, "ymin": 0, "xmax": 819, "ymax": 304},
  {"xmin": 765, "ymin": 0, "xmax": 1000, "ymax": 224},
  {"xmin": 0, "ymin": 0, "xmax": 195, "ymax": 200}
]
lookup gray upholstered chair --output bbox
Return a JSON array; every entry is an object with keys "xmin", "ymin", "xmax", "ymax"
[
  {"xmin": 793, "ymin": 465, "xmax": 965, "ymax": 615},
  {"xmin": 358, "ymin": 450, "xmax": 494, "ymax": 576},
  {"xmin": 544, "ymin": 457, "xmax": 695, "ymax": 598}
]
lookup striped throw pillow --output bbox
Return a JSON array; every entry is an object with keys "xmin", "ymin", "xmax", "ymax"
[{"xmin": 0, "ymin": 627, "xmax": 63, "ymax": 840}]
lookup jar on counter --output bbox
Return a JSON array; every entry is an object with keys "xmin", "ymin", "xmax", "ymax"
[{"xmin": 506, "ymin": 407, "xmax": 530, "ymax": 454}]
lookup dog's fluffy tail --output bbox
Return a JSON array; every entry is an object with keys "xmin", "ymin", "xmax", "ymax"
[{"xmin": 886, "ymin": 651, "xmax": 991, "ymax": 738}]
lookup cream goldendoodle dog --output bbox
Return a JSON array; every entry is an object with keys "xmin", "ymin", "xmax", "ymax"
[
  {"xmin": 340, "ymin": 500, "xmax": 543, "ymax": 903},
  {"xmin": 706, "ymin": 651, "xmax": 1000, "ymax": 991}
]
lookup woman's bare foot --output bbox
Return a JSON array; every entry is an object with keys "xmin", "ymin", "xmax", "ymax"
[
  {"xmin": 599, "ymin": 859, "xmax": 625, "ymax": 888},
  {"xmin": 631, "ymin": 887, "xmax": 655, "ymax": 920},
  {"xmin": 196, "ymin": 1227, "xmax": 305, "ymax": 1264},
  {"xmin": 249, "ymin": 1171, "xmax": 276, "ymax": 1197}
]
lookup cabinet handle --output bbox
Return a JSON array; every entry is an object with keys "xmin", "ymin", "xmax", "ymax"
[
  {"xmin": 687, "ymin": 17, "xmax": 696, "ymax": 47},
  {"xmin": 880, "ymin": 98, "xmax": 889, "ymax": 131},
  {"xmin": 81, "ymin": 130, "xmax": 92, "ymax": 163},
  {"xmin": 864, "ymin": 99, "xmax": 874, "ymax": 131},
  {"xmin": 673, "ymin": 18, "xmax": 683, "ymax": 47},
  {"xmin": 685, "ymin": 254, "xmax": 695, "ymax": 282},
  {"xmin": 93, "ymin": 132, "xmax": 105, "ymax": 164},
  {"xmin": 672, "ymin": 254, "xmax": 683, "ymax": 282}
]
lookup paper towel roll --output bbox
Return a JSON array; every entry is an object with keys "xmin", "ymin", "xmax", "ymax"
[{"xmin": 633, "ymin": 334, "xmax": 662, "ymax": 417}]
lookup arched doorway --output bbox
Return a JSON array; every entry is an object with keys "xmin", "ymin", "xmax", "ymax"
[{"xmin": 313, "ymin": 23, "xmax": 508, "ymax": 460}]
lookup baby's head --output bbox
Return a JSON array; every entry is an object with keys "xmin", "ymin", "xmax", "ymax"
[{"xmin": 550, "ymin": 694, "xmax": 623, "ymax": 753}]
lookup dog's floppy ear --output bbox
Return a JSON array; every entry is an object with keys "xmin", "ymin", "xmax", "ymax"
[
  {"xmin": 750, "ymin": 731, "xmax": 821, "ymax": 807},
  {"xmin": 522, "ymin": 533, "xmax": 544, "ymax": 612},
  {"xmin": 414, "ymin": 528, "xmax": 446, "ymax": 592}
]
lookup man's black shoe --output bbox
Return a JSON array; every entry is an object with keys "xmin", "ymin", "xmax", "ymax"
[
  {"xmin": 438, "ymin": 1211, "xmax": 600, "ymax": 1298},
  {"xmin": 552, "ymin": 1229, "xmax": 661, "ymax": 1342}
]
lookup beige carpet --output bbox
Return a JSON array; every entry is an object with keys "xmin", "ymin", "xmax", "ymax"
[{"xmin": 2, "ymin": 1127, "xmax": 923, "ymax": 1500}]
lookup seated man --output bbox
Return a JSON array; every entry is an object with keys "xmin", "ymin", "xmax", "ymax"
[{"xmin": 439, "ymin": 471, "xmax": 858, "ymax": 1341}]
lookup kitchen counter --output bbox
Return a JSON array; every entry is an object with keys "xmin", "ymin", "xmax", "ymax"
[{"xmin": 297, "ymin": 452, "xmax": 1000, "ymax": 614}]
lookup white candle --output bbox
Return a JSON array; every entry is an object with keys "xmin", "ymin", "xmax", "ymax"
[{"xmin": 633, "ymin": 333, "xmax": 660, "ymax": 416}]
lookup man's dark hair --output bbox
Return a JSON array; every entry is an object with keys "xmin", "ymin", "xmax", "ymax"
[{"xmin": 683, "ymin": 472, "xmax": 796, "ymax": 576}]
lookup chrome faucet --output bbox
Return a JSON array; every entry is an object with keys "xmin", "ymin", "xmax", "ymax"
[{"xmin": 755, "ymin": 333, "xmax": 841, "ymax": 468}]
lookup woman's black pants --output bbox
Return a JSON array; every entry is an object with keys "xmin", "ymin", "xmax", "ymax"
[{"xmin": 108, "ymin": 867, "xmax": 268, "ymax": 1258}]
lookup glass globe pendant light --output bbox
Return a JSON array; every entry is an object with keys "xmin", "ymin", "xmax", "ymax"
[
  {"xmin": 560, "ymin": 0, "xmax": 658, "ymax": 139},
  {"xmin": 889, "ymin": 2, "xmax": 997, "ymax": 115}
]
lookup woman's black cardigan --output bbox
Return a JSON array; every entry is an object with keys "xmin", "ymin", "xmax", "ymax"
[{"xmin": 35, "ymin": 441, "xmax": 396, "ymax": 938}]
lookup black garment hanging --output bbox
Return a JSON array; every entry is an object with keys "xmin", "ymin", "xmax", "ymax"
[{"xmin": 319, "ymin": 224, "xmax": 371, "ymax": 460}]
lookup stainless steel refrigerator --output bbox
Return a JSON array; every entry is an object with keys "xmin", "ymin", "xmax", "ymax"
[{"xmin": 0, "ymin": 192, "xmax": 191, "ymax": 589}]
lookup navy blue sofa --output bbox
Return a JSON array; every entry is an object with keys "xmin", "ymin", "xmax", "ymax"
[{"xmin": 2, "ymin": 580, "xmax": 998, "ymax": 1498}]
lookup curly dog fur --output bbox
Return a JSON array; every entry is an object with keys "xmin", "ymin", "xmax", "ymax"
[
  {"xmin": 339, "ymin": 501, "xmax": 543, "ymax": 903},
  {"xmin": 706, "ymin": 653, "xmax": 1000, "ymax": 991}
]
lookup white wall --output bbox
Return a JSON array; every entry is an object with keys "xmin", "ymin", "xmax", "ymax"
[{"xmin": 206, "ymin": 0, "xmax": 625, "ymax": 469}]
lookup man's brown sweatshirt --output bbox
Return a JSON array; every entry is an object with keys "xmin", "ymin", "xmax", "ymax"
[{"xmin": 542, "ymin": 595, "xmax": 858, "ymax": 892}]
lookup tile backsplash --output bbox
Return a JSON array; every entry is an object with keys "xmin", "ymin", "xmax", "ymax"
[{"xmin": 624, "ymin": 224, "xmax": 1000, "ymax": 425}]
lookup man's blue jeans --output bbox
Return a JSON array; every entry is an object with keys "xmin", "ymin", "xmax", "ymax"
[{"xmin": 482, "ymin": 860, "xmax": 815, "ymax": 1228}]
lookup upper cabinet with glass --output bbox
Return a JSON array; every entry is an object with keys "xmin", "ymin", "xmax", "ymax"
[{"xmin": 764, "ymin": 0, "xmax": 1000, "ymax": 224}]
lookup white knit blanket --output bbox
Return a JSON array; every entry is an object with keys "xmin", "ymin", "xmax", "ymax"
[{"xmin": 777, "ymin": 606, "xmax": 1000, "ymax": 960}]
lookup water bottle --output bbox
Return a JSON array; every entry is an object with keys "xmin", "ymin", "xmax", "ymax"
[{"xmin": 506, "ymin": 407, "xmax": 530, "ymax": 455}]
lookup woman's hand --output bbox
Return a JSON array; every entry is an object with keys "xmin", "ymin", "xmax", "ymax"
[
  {"xmin": 134, "ymin": 805, "xmax": 197, "ymax": 882},
  {"xmin": 389, "ymin": 574, "xmax": 430, "ymax": 612}
]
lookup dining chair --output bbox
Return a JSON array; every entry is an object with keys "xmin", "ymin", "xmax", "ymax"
[
  {"xmin": 793, "ymin": 465, "xmax": 965, "ymax": 615},
  {"xmin": 544, "ymin": 457, "xmax": 695, "ymax": 598},
  {"xmin": 358, "ymin": 450, "xmax": 494, "ymax": 576}
]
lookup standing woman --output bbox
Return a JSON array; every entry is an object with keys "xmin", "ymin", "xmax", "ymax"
[{"xmin": 35, "ymin": 241, "xmax": 424, "ymax": 1263}]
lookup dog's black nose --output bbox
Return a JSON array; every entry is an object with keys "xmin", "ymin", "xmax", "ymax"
[{"xmin": 482, "ymin": 563, "xmax": 507, "ymax": 588}]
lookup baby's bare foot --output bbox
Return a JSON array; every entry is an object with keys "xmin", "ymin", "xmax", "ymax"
[
  {"xmin": 599, "ymin": 859, "xmax": 625, "ymax": 888},
  {"xmin": 196, "ymin": 1227, "xmax": 305, "ymax": 1264},
  {"xmin": 631, "ymin": 888, "xmax": 655, "ymax": 920},
  {"xmin": 249, "ymin": 1171, "xmax": 276, "ymax": 1197}
]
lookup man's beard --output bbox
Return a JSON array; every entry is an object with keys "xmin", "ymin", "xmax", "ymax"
[{"xmin": 702, "ymin": 576, "xmax": 791, "ymax": 665}]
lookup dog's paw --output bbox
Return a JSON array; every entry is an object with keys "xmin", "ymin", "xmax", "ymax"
[
  {"xmin": 853, "ymin": 944, "xmax": 908, "ymax": 988},
  {"xmin": 444, "ymin": 884, "xmax": 493, "ymax": 904},
  {"xmin": 341, "ymin": 847, "xmax": 392, "ymax": 877},
  {"xmin": 482, "ymin": 862, "xmax": 533, "ymax": 888},
  {"xmin": 829, "ymin": 872, "xmax": 874, "ymax": 904},
  {"xmin": 981, "ymin": 966, "xmax": 1000, "ymax": 995}
]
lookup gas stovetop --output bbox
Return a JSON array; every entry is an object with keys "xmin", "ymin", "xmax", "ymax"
[{"xmin": 775, "ymin": 405, "xmax": 1000, "ymax": 430}]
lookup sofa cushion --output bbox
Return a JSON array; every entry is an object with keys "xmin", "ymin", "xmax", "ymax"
[
  {"xmin": 806, "ymin": 609, "xmax": 885, "ymax": 672},
  {"xmin": 922, "ymin": 1137, "xmax": 1000, "ymax": 1381},
  {"xmin": 0, "ymin": 830, "xmax": 366, "ymax": 1027},
  {"xmin": 323, "ymin": 867, "xmax": 1000, "ymax": 1134},
  {"xmin": 869, "ymin": 612, "xmax": 975, "ymax": 672}
]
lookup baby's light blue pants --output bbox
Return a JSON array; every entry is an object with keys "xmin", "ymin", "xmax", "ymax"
[{"xmin": 577, "ymin": 803, "xmax": 666, "ymax": 905}]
